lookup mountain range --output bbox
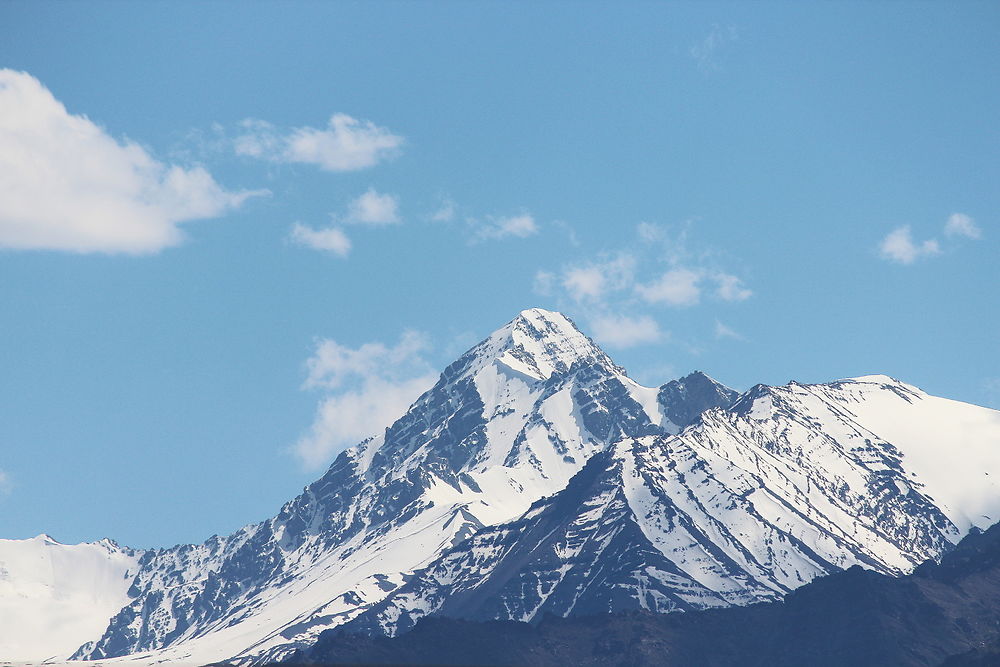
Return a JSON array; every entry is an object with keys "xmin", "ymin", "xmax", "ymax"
[{"xmin": 1, "ymin": 308, "xmax": 998, "ymax": 665}]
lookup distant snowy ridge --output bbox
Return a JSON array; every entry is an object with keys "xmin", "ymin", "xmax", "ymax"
[
  {"xmin": 1, "ymin": 308, "xmax": 998, "ymax": 665},
  {"xmin": 0, "ymin": 534, "xmax": 139, "ymax": 662}
]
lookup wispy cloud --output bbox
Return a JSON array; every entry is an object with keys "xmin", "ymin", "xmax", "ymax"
[
  {"xmin": 714, "ymin": 320, "xmax": 744, "ymax": 341},
  {"xmin": 471, "ymin": 213, "xmax": 539, "ymax": 242},
  {"xmin": 0, "ymin": 69, "xmax": 265, "ymax": 254},
  {"xmin": 636, "ymin": 268, "xmax": 702, "ymax": 307},
  {"xmin": 715, "ymin": 273, "xmax": 753, "ymax": 302},
  {"xmin": 289, "ymin": 223, "xmax": 351, "ymax": 257},
  {"xmin": 944, "ymin": 212, "xmax": 981, "ymax": 240},
  {"xmin": 0, "ymin": 469, "xmax": 10, "ymax": 496},
  {"xmin": 427, "ymin": 197, "xmax": 540, "ymax": 243},
  {"xmin": 878, "ymin": 225, "xmax": 941, "ymax": 264},
  {"xmin": 552, "ymin": 219, "xmax": 581, "ymax": 247},
  {"xmin": 535, "ymin": 221, "xmax": 752, "ymax": 348},
  {"xmin": 429, "ymin": 198, "xmax": 457, "ymax": 222},
  {"xmin": 590, "ymin": 314, "xmax": 664, "ymax": 348},
  {"xmin": 690, "ymin": 24, "xmax": 739, "ymax": 72},
  {"xmin": 294, "ymin": 330, "xmax": 436, "ymax": 469},
  {"xmin": 235, "ymin": 113, "xmax": 403, "ymax": 172},
  {"xmin": 562, "ymin": 254, "xmax": 636, "ymax": 303}
]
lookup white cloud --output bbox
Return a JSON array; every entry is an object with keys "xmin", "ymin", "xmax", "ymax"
[
  {"xmin": 344, "ymin": 188, "xmax": 400, "ymax": 225},
  {"xmin": 473, "ymin": 213, "xmax": 539, "ymax": 241},
  {"xmin": 944, "ymin": 212, "xmax": 981, "ymax": 240},
  {"xmin": 0, "ymin": 69, "xmax": 263, "ymax": 254},
  {"xmin": 430, "ymin": 198, "xmax": 456, "ymax": 222},
  {"xmin": 714, "ymin": 320, "xmax": 744, "ymax": 340},
  {"xmin": 589, "ymin": 314, "xmax": 664, "ymax": 348},
  {"xmin": 0, "ymin": 469, "xmax": 10, "ymax": 496},
  {"xmin": 296, "ymin": 375, "xmax": 436, "ymax": 470},
  {"xmin": 294, "ymin": 330, "xmax": 436, "ymax": 469},
  {"xmin": 289, "ymin": 223, "xmax": 351, "ymax": 257},
  {"xmin": 291, "ymin": 189, "xmax": 401, "ymax": 256},
  {"xmin": 235, "ymin": 113, "xmax": 403, "ymax": 171},
  {"xmin": 535, "ymin": 222, "xmax": 752, "ymax": 351},
  {"xmin": 714, "ymin": 273, "xmax": 752, "ymax": 301},
  {"xmin": 636, "ymin": 268, "xmax": 702, "ymax": 306},
  {"xmin": 304, "ymin": 330, "xmax": 429, "ymax": 389},
  {"xmin": 879, "ymin": 225, "xmax": 941, "ymax": 264},
  {"xmin": 562, "ymin": 254, "xmax": 636, "ymax": 302}
]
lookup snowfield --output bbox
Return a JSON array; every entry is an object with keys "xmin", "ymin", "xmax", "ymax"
[{"xmin": 0, "ymin": 535, "xmax": 138, "ymax": 662}]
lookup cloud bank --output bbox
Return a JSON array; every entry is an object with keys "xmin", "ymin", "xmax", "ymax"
[{"xmin": 0, "ymin": 69, "xmax": 262, "ymax": 254}]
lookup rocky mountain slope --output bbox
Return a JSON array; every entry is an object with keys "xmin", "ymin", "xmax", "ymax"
[{"xmin": 292, "ymin": 519, "xmax": 1000, "ymax": 667}]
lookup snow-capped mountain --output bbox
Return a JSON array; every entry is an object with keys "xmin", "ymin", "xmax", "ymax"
[
  {"xmin": 3, "ymin": 308, "xmax": 998, "ymax": 665},
  {"xmin": 72, "ymin": 308, "xmax": 725, "ymax": 664},
  {"xmin": 341, "ymin": 375, "xmax": 1000, "ymax": 637}
]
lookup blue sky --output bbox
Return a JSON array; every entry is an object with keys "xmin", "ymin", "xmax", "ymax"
[{"xmin": 1, "ymin": 2, "xmax": 997, "ymax": 548}]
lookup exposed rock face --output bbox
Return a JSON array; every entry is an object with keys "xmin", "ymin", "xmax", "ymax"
[{"xmin": 656, "ymin": 370, "xmax": 739, "ymax": 428}]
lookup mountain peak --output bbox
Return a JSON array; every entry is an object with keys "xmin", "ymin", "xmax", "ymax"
[
  {"xmin": 479, "ymin": 308, "xmax": 624, "ymax": 381},
  {"xmin": 657, "ymin": 370, "xmax": 739, "ymax": 428}
]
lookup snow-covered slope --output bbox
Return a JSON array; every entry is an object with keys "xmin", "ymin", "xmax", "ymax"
[
  {"xmin": 0, "ymin": 534, "xmax": 139, "ymax": 661},
  {"xmin": 71, "ymin": 309, "xmax": 723, "ymax": 664},
  {"xmin": 336, "ymin": 375, "xmax": 1000, "ymax": 636},
  {"xmin": 4, "ymin": 310, "xmax": 998, "ymax": 665},
  {"xmin": 796, "ymin": 375, "xmax": 1000, "ymax": 532}
]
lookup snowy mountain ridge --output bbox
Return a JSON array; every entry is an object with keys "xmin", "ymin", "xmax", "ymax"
[
  {"xmin": 336, "ymin": 374, "xmax": 998, "ymax": 637},
  {"xmin": 0, "ymin": 534, "xmax": 139, "ymax": 663},
  {"xmin": 1, "ymin": 308, "xmax": 998, "ymax": 665}
]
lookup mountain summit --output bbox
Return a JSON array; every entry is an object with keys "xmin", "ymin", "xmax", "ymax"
[
  {"xmin": 2, "ymin": 309, "xmax": 998, "ymax": 665},
  {"xmin": 479, "ymin": 308, "xmax": 624, "ymax": 380},
  {"xmin": 74, "ymin": 308, "xmax": 696, "ymax": 663}
]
